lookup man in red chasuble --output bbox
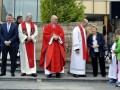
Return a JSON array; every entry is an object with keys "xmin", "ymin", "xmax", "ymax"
[
  {"xmin": 40, "ymin": 15, "xmax": 66, "ymax": 78},
  {"xmin": 19, "ymin": 13, "xmax": 38, "ymax": 77}
]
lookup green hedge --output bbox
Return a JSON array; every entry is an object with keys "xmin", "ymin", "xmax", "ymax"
[{"xmin": 40, "ymin": 0, "xmax": 85, "ymax": 23}]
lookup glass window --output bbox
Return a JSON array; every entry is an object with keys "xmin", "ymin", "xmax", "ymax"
[
  {"xmin": 15, "ymin": 0, "xmax": 38, "ymax": 22},
  {"xmin": 38, "ymin": 0, "xmax": 40, "ymax": 22},
  {"xmin": 2, "ymin": 0, "xmax": 40, "ymax": 22},
  {"xmin": 2, "ymin": 0, "xmax": 15, "ymax": 21}
]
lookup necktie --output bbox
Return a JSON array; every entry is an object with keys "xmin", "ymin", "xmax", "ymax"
[{"xmin": 7, "ymin": 23, "xmax": 10, "ymax": 32}]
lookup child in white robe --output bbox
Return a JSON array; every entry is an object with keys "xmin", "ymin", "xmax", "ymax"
[{"xmin": 108, "ymin": 35, "xmax": 117, "ymax": 84}]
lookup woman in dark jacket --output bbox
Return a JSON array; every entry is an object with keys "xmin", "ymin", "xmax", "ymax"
[{"xmin": 87, "ymin": 25, "xmax": 106, "ymax": 77}]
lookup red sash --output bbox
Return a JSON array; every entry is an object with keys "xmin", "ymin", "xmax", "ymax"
[
  {"xmin": 21, "ymin": 21, "xmax": 35, "ymax": 68},
  {"xmin": 78, "ymin": 25, "xmax": 89, "ymax": 62}
]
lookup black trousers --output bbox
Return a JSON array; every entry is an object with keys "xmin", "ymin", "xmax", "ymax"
[
  {"xmin": 91, "ymin": 52, "xmax": 106, "ymax": 76},
  {"xmin": 1, "ymin": 46, "xmax": 17, "ymax": 74}
]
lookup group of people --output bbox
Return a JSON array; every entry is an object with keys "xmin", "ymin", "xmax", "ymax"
[
  {"xmin": 0, "ymin": 13, "xmax": 119, "ymax": 87},
  {"xmin": 0, "ymin": 13, "xmax": 38, "ymax": 77}
]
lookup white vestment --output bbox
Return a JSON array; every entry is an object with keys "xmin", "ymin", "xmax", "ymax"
[
  {"xmin": 108, "ymin": 42, "xmax": 117, "ymax": 79},
  {"xmin": 19, "ymin": 22, "xmax": 38, "ymax": 74},
  {"xmin": 70, "ymin": 26, "xmax": 87, "ymax": 75},
  {"xmin": 118, "ymin": 61, "xmax": 120, "ymax": 82}
]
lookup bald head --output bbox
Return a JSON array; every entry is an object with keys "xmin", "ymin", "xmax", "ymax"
[
  {"xmin": 51, "ymin": 15, "xmax": 58, "ymax": 25},
  {"xmin": 83, "ymin": 19, "xmax": 88, "ymax": 24},
  {"xmin": 82, "ymin": 19, "xmax": 89, "ymax": 28}
]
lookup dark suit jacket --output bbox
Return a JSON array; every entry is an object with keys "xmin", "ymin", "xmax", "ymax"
[
  {"xmin": 87, "ymin": 32, "xmax": 105, "ymax": 58},
  {"xmin": 0, "ymin": 23, "xmax": 18, "ymax": 47},
  {"xmin": 0, "ymin": 24, "xmax": 1, "ymax": 47}
]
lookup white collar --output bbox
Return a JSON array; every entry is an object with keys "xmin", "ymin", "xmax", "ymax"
[{"xmin": 7, "ymin": 23, "xmax": 11, "ymax": 25}]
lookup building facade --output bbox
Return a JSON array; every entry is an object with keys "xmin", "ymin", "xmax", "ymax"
[
  {"xmin": 0, "ymin": 0, "xmax": 40, "ymax": 22},
  {"xmin": 0, "ymin": 0, "xmax": 118, "ymax": 60},
  {"xmin": 0, "ymin": 0, "xmax": 116, "ymax": 25}
]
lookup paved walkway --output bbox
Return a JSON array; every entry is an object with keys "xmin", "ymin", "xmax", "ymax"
[
  {"xmin": 0, "ymin": 81, "xmax": 120, "ymax": 90},
  {"xmin": 0, "ymin": 71, "xmax": 119, "ymax": 90}
]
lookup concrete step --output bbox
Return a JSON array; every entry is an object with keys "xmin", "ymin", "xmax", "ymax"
[
  {"xmin": 0, "ymin": 66, "xmax": 109, "ymax": 75},
  {"xmin": 0, "ymin": 72, "xmax": 109, "ymax": 83},
  {"xmin": 0, "ymin": 60, "xmax": 110, "ymax": 75},
  {"xmin": 0, "ymin": 60, "xmax": 110, "ymax": 70},
  {"xmin": 0, "ymin": 59, "xmax": 110, "ymax": 67}
]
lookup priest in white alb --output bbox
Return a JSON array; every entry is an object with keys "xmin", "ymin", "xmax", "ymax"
[
  {"xmin": 70, "ymin": 19, "xmax": 89, "ymax": 77},
  {"xmin": 18, "ymin": 13, "xmax": 38, "ymax": 77}
]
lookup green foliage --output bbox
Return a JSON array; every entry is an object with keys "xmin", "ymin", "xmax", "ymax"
[{"xmin": 40, "ymin": 0, "xmax": 85, "ymax": 23}]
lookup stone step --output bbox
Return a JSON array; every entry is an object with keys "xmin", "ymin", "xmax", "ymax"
[
  {"xmin": 0, "ymin": 60, "xmax": 110, "ymax": 75},
  {"xmin": 0, "ymin": 60, "xmax": 110, "ymax": 69},
  {"xmin": 0, "ymin": 72, "xmax": 109, "ymax": 82},
  {"xmin": 0, "ymin": 88, "xmax": 39, "ymax": 90},
  {"xmin": 0, "ymin": 67, "xmax": 109, "ymax": 75},
  {"xmin": 0, "ymin": 60, "xmax": 20, "ymax": 66}
]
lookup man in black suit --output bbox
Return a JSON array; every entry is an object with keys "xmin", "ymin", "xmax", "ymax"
[
  {"xmin": 15, "ymin": 16, "xmax": 23, "ymax": 68},
  {"xmin": 0, "ymin": 14, "xmax": 18, "ymax": 77}
]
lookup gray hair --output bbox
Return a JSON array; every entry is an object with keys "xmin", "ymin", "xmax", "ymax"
[{"xmin": 26, "ymin": 13, "xmax": 32, "ymax": 18}]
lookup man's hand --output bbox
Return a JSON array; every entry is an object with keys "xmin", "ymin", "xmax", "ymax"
[
  {"xmin": 75, "ymin": 49, "xmax": 79, "ymax": 54},
  {"xmin": 8, "ymin": 40, "xmax": 11, "ymax": 44},
  {"xmin": 53, "ymin": 34, "xmax": 58, "ymax": 40},
  {"xmin": 53, "ymin": 33, "xmax": 56, "ymax": 36},
  {"xmin": 4, "ymin": 41, "xmax": 11, "ymax": 46},
  {"xmin": 27, "ymin": 36, "xmax": 32, "ymax": 41}
]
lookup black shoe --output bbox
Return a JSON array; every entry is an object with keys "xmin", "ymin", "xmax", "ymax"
[
  {"xmin": 79, "ymin": 75, "xmax": 87, "ymax": 77},
  {"xmin": 93, "ymin": 75, "xmax": 97, "ymax": 77},
  {"xmin": 102, "ymin": 75, "xmax": 106, "ymax": 77},
  {"xmin": 16, "ymin": 64, "xmax": 19, "ymax": 68},
  {"xmin": 31, "ymin": 73, "xmax": 37, "ymax": 77},
  {"xmin": 11, "ymin": 73, "xmax": 15, "ymax": 77},
  {"xmin": 93, "ymin": 74, "xmax": 97, "ymax": 77},
  {"xmin": 46, "ymin": 74, "xmax": 52, "ymax": 78},
  {"xmin": 0, "ymin": 73, "xmax": 6, "ymax": 76},
  {"xmin": 21, "ymin": 73, "xmax": 26, "ymax": 76},
  {"xmin": 56, "ymin": 73, "xmax": 61, "ymax": 78},
  {"xmin": 73, "ymin": 74, "xmax": 79, "ymax": 78}
]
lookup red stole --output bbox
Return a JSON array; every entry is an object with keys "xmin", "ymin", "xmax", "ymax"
[
  {"xmin": 21, "ymin": 21, "xmax": 35, "ymax": 68},
  {"xmin": 78, "ymin": 25, "xmax": 89, "ymax": 62}
]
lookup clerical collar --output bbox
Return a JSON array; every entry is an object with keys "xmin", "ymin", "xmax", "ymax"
[{"xmin": 26, "ymin": 22, "xmax": 30, "ymax": 24}]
